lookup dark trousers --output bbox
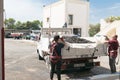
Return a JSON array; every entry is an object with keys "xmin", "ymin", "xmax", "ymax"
[
  {"xmin": 109, "ymin": 56, "xmax": 116, "ymax": 73},
  {"xmin": 50, "ymin": 61, "xmax": 61, "ymax": 80}
]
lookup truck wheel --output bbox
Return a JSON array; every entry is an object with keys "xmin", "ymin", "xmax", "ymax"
[
  {"xmin": 37, "ymin": 50, "xmax": 44, "ymax": 60},
  {"xmin": 39, "ymin": 54, "xmax": 43, "ymax": 60}
]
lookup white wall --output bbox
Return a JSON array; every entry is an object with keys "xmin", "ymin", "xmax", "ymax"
[
  {"xmin": 97, "ymin": 20, "xmax": 120, "ymax": 41},
  {"xmin": 43, "ymin": 1, "xmax": 65, "ymax": 28},
  {"xmin": 115, "ymin": 21, "xmax": 120, "ymax": 41},
  {"xmin": 116, "ymin": 26, "xmax": 120, "ymax": 41},
  {"xmin": 43, "ymin": 0, "xmax": 89, "ymax": 36},
  {"xmin": 67, "ymin": 0, "xmax": 89, "ymax": 36}
]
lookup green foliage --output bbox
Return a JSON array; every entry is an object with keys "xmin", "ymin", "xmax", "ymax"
[
  {"xmin": 89, "ymin": 16, "xmax": 120, "ymax": 36},
  {"xmin": 4, "ymin": 18, "xmax": 16, "ymax": 29},
  {"xmin": 105, "ymin": 16, "xmax": 120, "ymax": 23},
  {"xmin": 15, "ymin": 21, "xmax": 23, "ymax": 29},
  {"xmin": 4, "ymin": 18, "xmax": 43, "ymax": 30},
  {"xmin": 89, "ymin": 23, "xmax": 100, "ymax": 36}
]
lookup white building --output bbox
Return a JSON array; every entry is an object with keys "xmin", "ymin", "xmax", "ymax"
[
  {"xmin": 95, "ymin": 19, "xmax": 120, "ymax": 41},
  {"xmin": 43, "ymin": 0, "xmax": 89, "ymax": 37}
]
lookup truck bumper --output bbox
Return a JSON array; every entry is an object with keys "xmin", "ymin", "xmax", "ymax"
[
  {"xmin": 61, "ymin": 62, "xmax": 100, "ymax": 71},
  {"xmin": 61, "ymin": 57, "xmax": 100, "ymax": 71}
]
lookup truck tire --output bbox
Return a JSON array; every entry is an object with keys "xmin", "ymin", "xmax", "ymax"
[
  {"xmin": 39, "ymin": 54, "xmax": 43, "ymax": 60},
  {"xmin": 37, "ymin": 50, "xmax": 44, "ymax": 60}
]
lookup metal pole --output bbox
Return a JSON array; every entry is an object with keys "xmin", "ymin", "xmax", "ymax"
[
  {"xmin": 48, "ymin": 2, "xmax": 52, "ymax": 43},
  {"xmin": 0, "ymin": 0, "xmax": 5, "ymax": 80}
]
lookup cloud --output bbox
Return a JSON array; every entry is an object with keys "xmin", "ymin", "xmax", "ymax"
[
  {"xmin": 90, "ymin": 2, "xmax": 120, "ymax": 24},
  {"xmin": 4, "ymin": 0, "xmax": 44, "ymax": 22},
  {"xmin": 108, "ymin": 3, "xmax": 120, "ymax": 10},
  {"xmin": 4, "ymin": 0, "xmax": 120, "ymax": 24}
]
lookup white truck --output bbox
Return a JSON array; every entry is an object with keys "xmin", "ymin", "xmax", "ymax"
[{"xmin": 37, "ymin": 28, "xmax": 107, "ymax": 71}]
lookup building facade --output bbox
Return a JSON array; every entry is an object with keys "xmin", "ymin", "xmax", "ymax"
[
  {"xmin": 43, "ymin": 0, "xmax": 89, "ymax": 37},
  {"xmin": 95, "ymin": 19, "xmax": 120, "ymax": 41}
]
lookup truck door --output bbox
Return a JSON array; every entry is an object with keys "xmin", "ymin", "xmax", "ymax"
[{"xmin": 94, "ymin": 43, "xmax": 108, "ymax": 56}]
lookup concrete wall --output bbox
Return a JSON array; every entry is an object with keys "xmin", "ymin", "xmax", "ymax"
[
  {"xmin": 97, "ymin": 20, "xmax": 120, "ymax": 41},
  {"xmin": 43, "ymin": 0, "xmax": 89, "ymax": 37},
  {"xmin": 67, "ymin": 0, "xmax": 89, "ymax": 36},
  {"xmin": 43, "ymin": 1, "xmax": 65, "ymax": 28}
]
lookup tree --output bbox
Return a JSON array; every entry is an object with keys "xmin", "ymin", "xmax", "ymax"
[
  {"xmin": 15, "ymin": 21, "xmax": 23, "ymax": 29},
  {"xmin": 25, "ymin": 21, "xmax": 32, "ymax": 29},
  {"xmin": 89, "ymin": 23, "xmax": 100, "ymax": 36},
  {"xmin": 32, "ymin": 20, "xmax": 41, "ymax": 29},
  {"xmin": 40, "ymin": 21, "xmax": 43, "ymax": 28},
  {"xmin": 24, "ymin": 20, "xmax": 41, "ymax": 30},
  {"xmin": 4, "ymin": 18, "xmax": 43, "ymax": 30},
  {"xmin": 4, "ymin": 18, "xmax": 16, "ymax": 29},
  {"xmin": 105, "ymin": 16, "xmax": 120, "ymax": 23},
  {"xmin": 116, "ymin": 16, "xmax": 120, "ymax": 20}
]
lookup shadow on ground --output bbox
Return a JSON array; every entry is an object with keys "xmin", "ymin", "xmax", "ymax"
[{"xmin": 61, "ymin": 66, "xmax": 111, "ymax": 80}]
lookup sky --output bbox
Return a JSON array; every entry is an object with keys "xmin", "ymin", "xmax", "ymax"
[{"xmin": 4, "ymin": 0, "xmax": 120, "ymax": 24}]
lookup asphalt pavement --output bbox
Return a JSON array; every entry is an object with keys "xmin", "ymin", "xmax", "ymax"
[{"xmin": 5, "ymin": 39, "xmax": 120, "ymax": 80}]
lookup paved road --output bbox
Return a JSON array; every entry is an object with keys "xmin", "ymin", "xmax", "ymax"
[
  {"xmin": 5, "ymin": 39, "xmax": 120, "ymax": 80},
  {"xmin": 5, "ymin": 39, "xmax": 50, "ymax": 80}
]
